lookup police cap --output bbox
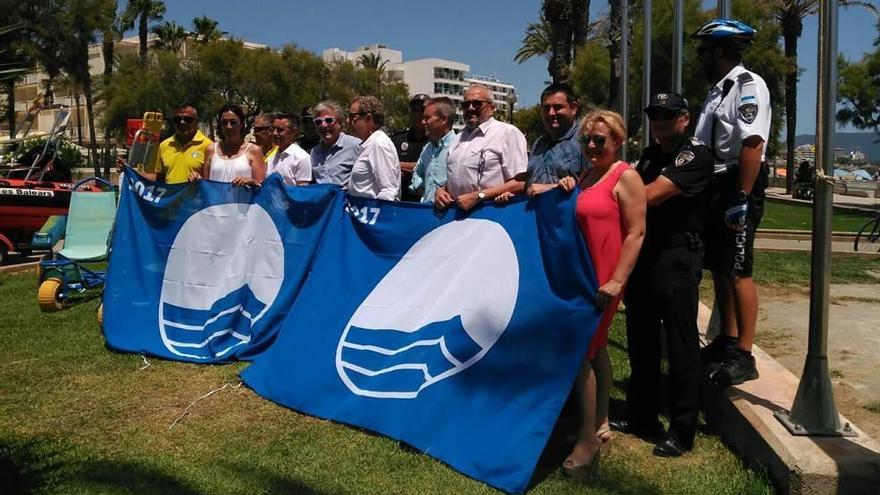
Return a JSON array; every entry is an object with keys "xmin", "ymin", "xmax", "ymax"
[{"xmin": 645, "ymin": 92, "xmax": 689, "ymax": 118}]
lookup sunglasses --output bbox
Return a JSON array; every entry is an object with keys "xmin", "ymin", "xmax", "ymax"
[
  {"xmin": 253, "ymin": 125, "xmax": 271, "ymax": 132},
  {"xmin": 348, "ymin": 112, "xmax": 366, "ymax": 121},
  {"xmin": 313, "ymin": 117, "xmax": 337, "ymax": 126},
  {"xmin": 579, "ymin": 134, "xmax": 607, "ymax": 148},
  {"xmin": 647, "ymin": 109, "xmax": 681, "ymax": 121},
  {"xmin": 461, "ymin": 100, "xmax": 488, "ymax": 110},
  {"xmin": 220, "ymin": 119, "xmax": 240, "ymax": 127},
  {"xmin": 173, "ymin": 116, "xmax": 195, "ymax": 125}
]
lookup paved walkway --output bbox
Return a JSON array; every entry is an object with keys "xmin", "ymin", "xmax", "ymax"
[{"xmin": 766, "ymin": 186, "xmax": 880, "ymax": 212}]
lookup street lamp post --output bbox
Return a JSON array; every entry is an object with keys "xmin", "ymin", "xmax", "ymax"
[{"xmin": 505, "ymin": 91, "xmax": 517, "ymax": 124}]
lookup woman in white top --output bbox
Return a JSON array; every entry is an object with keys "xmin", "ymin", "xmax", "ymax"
[{"xmin": 192, "ymin": 104, "xmax": 266, "ymax": 186}]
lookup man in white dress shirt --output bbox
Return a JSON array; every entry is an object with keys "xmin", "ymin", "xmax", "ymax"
[
  {"xmin": 347, "ymin": 96, "xmax": 401, "ymax": 201},
  {"xmin": 269, "ymin": 112, "xmax": 312, "ymax": 185},
  {"xmin": 434, "ymin": 85, "xmax": 528, "ymax": 211}
]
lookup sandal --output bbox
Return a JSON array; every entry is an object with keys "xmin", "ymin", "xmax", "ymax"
[{"xmin": 562, "ymin": 447, "xmax": 601, "ymax": 481}]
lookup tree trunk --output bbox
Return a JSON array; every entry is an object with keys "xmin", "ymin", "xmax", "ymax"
[
  {"xmin": 571, "ymin": 0, "xmax": 590, "ymax": 59},
  {"xmin": 103, "ymin": 33, "xmax": 115, "ymax": 177},
  {"xmin": 138, "ymin": 13, "xmax": 148, "ymax": 65},
  {"xmin": 5, "ymin": 80, "xmax": 15, "ymax": 138},
  {"xmin": 83, "ymin": 77, "xmax": 101, "ymax": 177},
  {"xmin": 784, "ymin": 31, "xmax": 799, "ymax": 195},
  {"xmin": 607, "ymin": 0, "xmax": 622, "ymax": 111},
  {"xmin": 544, "ymin": 0, "xmax": 573, "ymax": 83},
  {"xmin": 74, "ymin": 91, "xmax": 83, "ymax": 146}
]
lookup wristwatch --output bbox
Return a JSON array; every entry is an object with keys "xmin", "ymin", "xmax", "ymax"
[
  {"xmin": 735, "ymin": 190, "xmax": 748, "ymax": 202},
  {"xmin": 477, "ymin": 190, "xmax": 487, "ymax": 201}
]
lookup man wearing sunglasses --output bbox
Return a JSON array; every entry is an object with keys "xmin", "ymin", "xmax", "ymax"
[
  {"xmin": 346, "ymin": 96, "xmax": 400, "ymax": 200},
  {"xmin": 310, "ymin": 100, "xmax": 362, "ymax": 186},
  {"xmin": 436, "ymin": 85, "xmax": 527, "ymax": 211},
  {"xmin": 616, "ymin": 92, "xmax": 714, "ymax": 457},
  {"xmin": 150, "ymin": 102, "xmax": 212, "ymax": 184},
  {"xmin": 267, "ymin": 113, "xmax": 312, "ymax": 186},
  {"xmin": 252, "ymin": 112, "xmax": 278, "ymax": 161}
]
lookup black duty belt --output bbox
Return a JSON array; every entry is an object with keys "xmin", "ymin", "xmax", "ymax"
[{"xmin": 647, "ymin": 231, "xmax": 702, "ymax": 251}]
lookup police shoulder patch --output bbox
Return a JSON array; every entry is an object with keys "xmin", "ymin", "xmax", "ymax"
[
  {"xmin": 675, "ymin": 150, "xmax": 695, "ymax": 167},
  {"xmin": 738, "ymin": 103, "xmax": 759, "ymax": 124},
  {"xmin": 737, "ymin": 72, "xmax": 754, "ymax": 84}
]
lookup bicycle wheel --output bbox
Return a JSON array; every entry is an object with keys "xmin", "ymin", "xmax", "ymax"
[{"xmin": 854, "ymin": 216, "xmax": 880, "ymax": 252}]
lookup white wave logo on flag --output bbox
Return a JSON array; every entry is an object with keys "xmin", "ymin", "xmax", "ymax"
[
  {"xmin": 336, "ymin": 219, "xmax": 519, "ymax": 399},
  {"xmin": 158, "ymin": 203, "xmax": 284, "ymax": 360}
]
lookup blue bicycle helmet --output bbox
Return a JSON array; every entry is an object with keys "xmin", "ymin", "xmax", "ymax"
[{"xmin": 692, "ymin": 19, "xmax": 756, "ymax": 50}]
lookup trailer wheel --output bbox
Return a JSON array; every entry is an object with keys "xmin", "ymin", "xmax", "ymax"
[{"xmin": 38, "ymin": 278, "xmax": 64, "ymax": 312}]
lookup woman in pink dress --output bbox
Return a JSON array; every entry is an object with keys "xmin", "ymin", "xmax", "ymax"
[{"xmin": 557, "ymin": 109, "xmax": 646, "ymax": 479}]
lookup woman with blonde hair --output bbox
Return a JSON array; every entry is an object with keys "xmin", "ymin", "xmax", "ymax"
[{"xmin": 557, "ymin": 109, "xmax": 646, "ymax": 479}]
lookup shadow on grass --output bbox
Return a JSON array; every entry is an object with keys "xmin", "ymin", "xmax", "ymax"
[{"xmin": 0, "ymin": 435, "xmax": 202, "ymax": 495}]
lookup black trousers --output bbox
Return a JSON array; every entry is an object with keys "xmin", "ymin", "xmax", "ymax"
[{"xmin": 624, "ymin": 244, "xmax": 703, "ymax": 447}]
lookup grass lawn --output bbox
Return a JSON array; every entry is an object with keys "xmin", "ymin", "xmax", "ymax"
[
  {"xmin": 753, "ymin": 251, "xmax": 880, "ymax": 286},
  {"xmin": 760, "ymin": 200, "xmax": 874, "ymax": 232},
  {"xmin": 0, "ymin": 269, "xmax": 772, "ymax": 495}
]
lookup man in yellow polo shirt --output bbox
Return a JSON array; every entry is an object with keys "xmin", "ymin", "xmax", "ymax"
[{"xmin": 150, "ymin": 102, "xmax": 212, "ymax": 184}]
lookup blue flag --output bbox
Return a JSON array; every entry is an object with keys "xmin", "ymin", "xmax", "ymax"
[
  {"xmin": 104, "ymin": 169, "xmax": 602, "ymax": 493},
  {"xmin": 104, "ymin": 168, "xmax": 339, "ymax": 362},
  {"xmin": 241, "ymin": 191, "xmax": 601, "ymax": 493}
]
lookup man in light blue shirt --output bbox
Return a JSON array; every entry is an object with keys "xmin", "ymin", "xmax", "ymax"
[
  {"xmin": 310, "ymin": 100, "xmax": 362, "ymax": 185},
  {"xmin": 522, "ymin": 82, "xmax": 587, "ymax": 196},
  {"xmin": 410, "ymin": 97, "xmax": 456, "ymax": 203}
]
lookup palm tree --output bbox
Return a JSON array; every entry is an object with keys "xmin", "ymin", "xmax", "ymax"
[
  {"xmin": 99, "ymin": 1, "xmax": 121, "ymax": 176},
  {"xmin": 63, "ymin": 0, "xmax": 114, "ymax": 176},
  {"xmin": 514, "ymin": 14, "xmax": 553, "ymax": 64},
  {"xmin": 21, "ymin": 1, "xmax": 68, "ymax": 106},
  {"xmin": 356, "ymin": 52, "xmax": 390, "ymax": 85},
  {"xmin": 356, "ymin": 53, "xmax": 389, "ymax": 72},
  {"xmin": 0, "ymin": 18, "xmax": 31, "ymax": 136},
  {"xmin": 774, "ymin": 0, "xmax": 878, "ymax": 193},
  {"xmin": 122, "ymin": 0, "xmax": 165, "ymax": 65},
  {"xmin": 152, "ymin": 20, "xmax": 187, "ymax": 52},
  {"xmin": 514, "ymin": 1, "xmax": 591, "ymax": 84},
  {"xmin": 191, "ymin": 15, "xmax": 225, "ymax": 43}
]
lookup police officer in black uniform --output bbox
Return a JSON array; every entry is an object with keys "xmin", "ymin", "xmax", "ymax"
[
  {"xmin": 615, "ymin": 93, "xmax": 715, "ymax": 457},
  {"xmin": 391, "ymin": 94, "xmax": 431, "ymax": 202}
]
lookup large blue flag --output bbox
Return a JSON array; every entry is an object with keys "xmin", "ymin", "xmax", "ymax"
[
  {"xmin": 104, "ymin": 168, "xmax": 338, "ymax": 362},
  {"xmin": 241, "ymin": 191, "xmax": 601, "ymax": 493},
  {"xmin": 104, "ymin": 169, "xmax": 603, "ymax": 493}
]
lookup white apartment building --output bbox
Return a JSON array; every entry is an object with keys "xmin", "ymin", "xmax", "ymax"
[{"xmin": 322, "ymin": 44, "xmax": 518, "ymax": 129}]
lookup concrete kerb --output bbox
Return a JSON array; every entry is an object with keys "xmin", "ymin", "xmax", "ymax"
[{"xmin": 697, "ymin": 303, "xmax": 880, "ymax": 495}]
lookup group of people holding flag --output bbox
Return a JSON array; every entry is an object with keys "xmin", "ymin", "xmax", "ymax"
[{"xmin": 125, "ymin": 17, "xmax": 770, "ymax": 484}]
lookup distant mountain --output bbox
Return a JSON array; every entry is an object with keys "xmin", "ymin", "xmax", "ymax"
[{"xmin": 787, "ymin": 132, "xmax": 880, "ymax": 162}]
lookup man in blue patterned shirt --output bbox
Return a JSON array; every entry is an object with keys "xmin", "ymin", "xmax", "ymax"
[
  {"xmin": 409, "ymin": 97, "xmax": 456, "ymax": 204},
  {"xmin": 522, "ymin": 83, "xmax": 587, "ymax": 196}
]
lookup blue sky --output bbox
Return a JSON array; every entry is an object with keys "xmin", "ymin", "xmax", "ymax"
[{"xmin": 153, "ymin": 0, "xmax": 878, "ymax": 135}]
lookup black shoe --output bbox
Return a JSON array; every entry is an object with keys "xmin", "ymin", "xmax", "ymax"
[
  {"xmin": 652, "ymin": 435, "xmax": 691, "ymax": 457},
  {"xmin": 711, "ymin": 349, "xmax": 759, "ymax": 386},
  {"xmin": 701, "ymin": 335, "xmax": 738, "ymax": 374},
  {"xmin": 608, "ymin": 418, "xmax": 664, "ymax": 441}
]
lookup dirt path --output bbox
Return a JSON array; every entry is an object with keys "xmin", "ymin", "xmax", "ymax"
[{"xmin": 757, "ymin": 283, "xmax": 880, "ymax": 438}]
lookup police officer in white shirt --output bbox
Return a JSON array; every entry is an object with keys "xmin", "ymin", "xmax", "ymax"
[
  {"xmin": 434, "ymin": 85, "xmax": 528, "ymax": 211},
  {"xmin": 692, "ymin": 19, "xmax": 771, "ymax": 386}
]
